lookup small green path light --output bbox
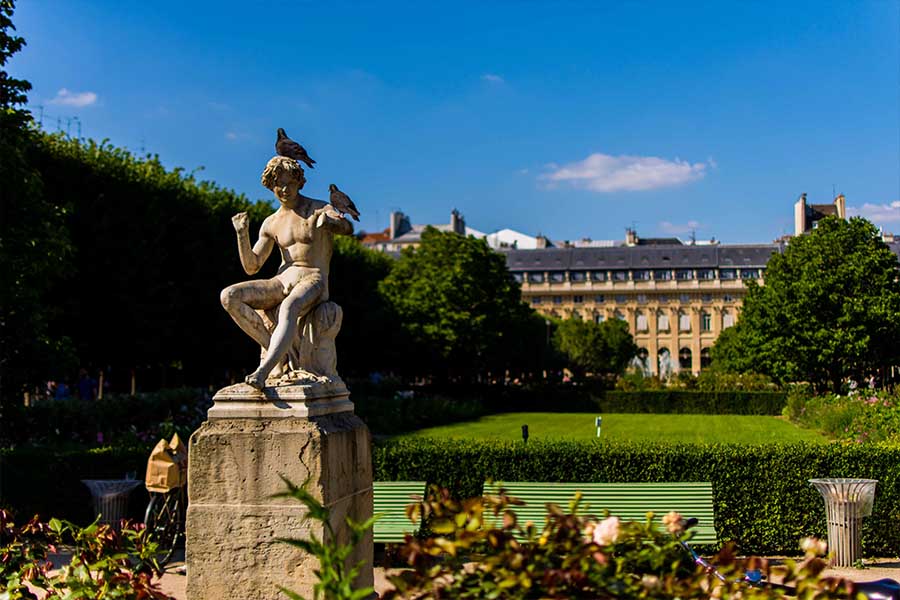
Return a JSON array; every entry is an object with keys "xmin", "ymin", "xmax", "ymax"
[
  {"xmin": 521, "ymin": 424, "xmax": 529, "ymax": 444},
  {"xmin": 595, "ymin": 416, "xmax": 602, "ymax": 438}
]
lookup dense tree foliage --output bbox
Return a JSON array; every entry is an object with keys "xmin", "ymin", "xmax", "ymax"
[
  {"xmin": 328, "ymin": 235, "xmax": 405, "ymax": 376},
  {"xmin": 552, "ymin": 317, "xmax": 637, "ymax": 380},
  {"xmin": 27, "ymin": 135, "xmax": 273, "ymax": 390},
  {"xmin": 712, "ymin": 216, "xmax": 900, "ymax": 392},
  {"xmin": 0, "ymin": 1, "xmax": 74, "ymax": 408},
  {"xmin": 378, "ymin": 228, "xmax": 540, "ymax": 378}
]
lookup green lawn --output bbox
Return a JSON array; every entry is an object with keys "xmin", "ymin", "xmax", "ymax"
[{"xmin": 400, "ymin": 412, "xmax": 828, "ymax": 444}]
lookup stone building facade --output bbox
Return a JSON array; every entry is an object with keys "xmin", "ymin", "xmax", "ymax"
[{"xmin": 504, "ymin": 242, "xmax": 781, "ymax": 375}]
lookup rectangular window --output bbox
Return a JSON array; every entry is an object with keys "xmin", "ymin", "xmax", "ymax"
[
  {"xmin": 637, "ymin": 294, "xmax": 648, "ymax": 304},
  {"xmin": 570, "ymin": 271, "xmax": 586, "ymax": 282},
  {"xmin": 676, "ymin": 269, "xmax": 694, "ymax": 280},
  {"xmin": 632, "ymin": 270, "xmax": 650, "ymax": 281},
  {"xmin": 594, "ymin": 294, "xmax": 606, "ymax": 303},
  {"xmin": 740, "ymin": 268, "xmax": 759, "ymax": 279},
  {"xmin": 723, "ymin": 312, "xmax": 734, "ymax": 328},
  {"xmin": 723, "ymin": 294, "xmax": 735, "ymax": 303},
  {"xmin": 701, "ymin": 293, "xmax": 712, "ymax": 303},
  {"xmin": 719, "ymin": 269, "xmax": 737, "ymax": 280},
  {"xmin": 679, "ymin": 314, "xmax": 692, "ymax": 331},
  {"xmin": 658, "ymin": 294, "xmax": 669, "ymax": 303},
  {"xmin": 679, "ymin": 293, "xmax": 691, "ymax": 304},
  {"xmin": 697, "ymin": 269, "xmax": 716, "ymax": 280},
  {"xmin": 595, "ymin": 314, "xmax": 605, "ymax": 323},
  {"xmin": 614, "ymin": 294, "xmax": 627, "ymax": 303},
  {"xmin": 636, "ymin": 314, "xmax": 648, "ymax": 331},
  {"xmin": 591, "ymin": 270, "xmax": 608, "ymax": 282},
  {"xmin": 528, "ymin": 272, "xmax": 545, "ymax": 283},
  {"xmin": 552, "ymin": 296, "xmax": 563, "ymax": 304},
  {"xmin": 531, "ymin": 296, "xmax": 542, "ymax": 305},
  {"xmin": 701, "ymin": 312, "xmax": 712, "ymax": 331},
  {"xmin": 573, "ymin": 295, "xmax": 583, "ymax": 304},
  {"xmin": 512, "ymin": 272, "xmax": 523, "ymax": 283},
  {"xmin": 550, "ymin": 271, "xmax": 566, "ymax": 283},
  {"xmin": 654, "ymin": 269, "xmax": 672, "ymax": 280},
  {"xmin": 658, "ymin": 314, "xmax": 670, "ymax": 331},
  {"xmin": 612, "ymin": 270, "xmax": 628, "ymax": 281}
]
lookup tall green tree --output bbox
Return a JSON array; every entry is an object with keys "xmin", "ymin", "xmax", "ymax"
[
  {"xmin": 0, "ymin": 0, "xmax": 74, "ymax": 408},
  {"xmin": 378, "ymin": 227, "xmax": 536, "ymax": 378},
  {"xmin": 552, "ymin": 317, "xmax": 637, "ymax": 380},
  {"xmin": 711, "ymin": 216, "xmax": 900, "ymax": 392}
]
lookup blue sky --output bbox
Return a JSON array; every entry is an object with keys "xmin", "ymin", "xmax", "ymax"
[{"xmin": 9, "ymin": 1, "xmax": 900, "ymax": 243}]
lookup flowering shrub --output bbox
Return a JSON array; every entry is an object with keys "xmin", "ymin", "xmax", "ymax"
[
  {"xmin": 382, "ymin": 487, "xmax": 851, "ymax": 599},
  {"xmin": 0, "ymin": 509, "xmax": 172, "ymax": 599},
  {"xmin": 786, "ymin": 388, "xmax": 900, "ymax": 443}
]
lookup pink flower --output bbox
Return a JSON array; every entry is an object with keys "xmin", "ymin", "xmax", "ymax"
[
  {"xmin": 662, "ymin": 511, "xmax": 684, "ymax": 534},
  {"xmin": 801, "ymin": 537, "xmax": 827, "ymax": 556},
  {"xmin": 593, "ymin": 516, "xmax": 620, "ymax": 546}
]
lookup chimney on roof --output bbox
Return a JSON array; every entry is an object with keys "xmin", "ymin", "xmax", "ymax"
[
  {"xmin": 535, "ymin": 234, "xmax": 550, "ymax": 249},
  {"xmin": 625, "ymin": 227, "xmax": 638, "ymax": 247},
  {"xmin": 794, "ymin": 193, "xmax": 807, "ymax": 236},
  {"xmin": 390, "ymin": 211, "xmax": 410, "ymax": 239},
  {"xmin": 450, "ymin": 209, "xmax": 465, "ymax": 235},
  {"xmin": 834, "ymin": 193, "xmax": 846, "ymax": 219}
]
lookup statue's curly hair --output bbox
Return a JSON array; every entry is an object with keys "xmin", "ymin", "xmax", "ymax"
[{"xmin": 261, "ymin": 156, "xmax": 304, "ymax": 190}]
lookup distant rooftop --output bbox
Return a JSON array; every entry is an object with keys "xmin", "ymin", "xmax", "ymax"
[{"xmin": 505, "ymin": 243, "xmax": 782, "ymax": 271}]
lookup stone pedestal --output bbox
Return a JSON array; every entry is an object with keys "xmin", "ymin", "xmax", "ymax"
[{"xmin": 186, "ymin": 380, "xmax": 373, "ymax": 600}]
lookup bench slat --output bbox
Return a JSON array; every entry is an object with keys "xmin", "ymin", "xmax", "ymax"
[
  {"xmin": 486, "ymin": 482, "xmax": 717, "ymax": 544},
  {"xmin": 372, "ymin": 481, "xmax": 427, "ymax": 543}
]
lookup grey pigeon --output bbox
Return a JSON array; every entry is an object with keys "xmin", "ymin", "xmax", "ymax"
[
  {"xmin": 275, "ymin": 128, "xmax": 316, "ymax": 169},
  {"xmin": 329, "ymin": 184, "xmax": 360, "ymax": 221}
]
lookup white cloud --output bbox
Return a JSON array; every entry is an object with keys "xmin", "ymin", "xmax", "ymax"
[
  {"xmin": 659, "ymin": 220, "xmax": 702, "ymax": 235},
  {"xmin": 48, "ymin": 88, "xmax": 98, "ymax": 107},
  {"xmin": 540, "ymin": 152, "xmax": 712, "ymax": 192},
  {"xmin": 481, "ymin": 73, "xmax": 505, "ymax": 84},
  {"xmin": 224, "ymin": 132, "xmax": 239, "ymax": 140},
  {"xmin": 848, "ymin": 201, "xmax": 900, "ymax": 224}
]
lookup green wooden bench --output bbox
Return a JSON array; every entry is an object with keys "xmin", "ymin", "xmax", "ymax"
[
  {"xmin": 484, "ymin": 481, "xmax": 716, "ymax": 544},
  {"xmin": 372, "ymin": 481, "xmax": 427, "ymax": 543}
]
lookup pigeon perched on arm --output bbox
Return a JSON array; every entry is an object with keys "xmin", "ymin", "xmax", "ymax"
[
  {"xmin": 275, "ymin": 128, "xmax": 316, "ymax": 169},
  {"xmin": 329, "ymin": 184, "xmax": 360, "ymax": 221}
]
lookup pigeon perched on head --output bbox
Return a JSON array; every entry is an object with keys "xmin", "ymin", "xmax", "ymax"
[
  {"xmin": 329, "ymin": 184, "xmax": 360, "ymax": 221},
  {"xmin": 275, "ymin": 128, "xmax": 316, "ymax": 169}
]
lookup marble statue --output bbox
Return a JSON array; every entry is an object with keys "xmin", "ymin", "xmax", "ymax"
[{"xmin": 220, "ymin": 155, "xmax": 353, "ymax": 388}]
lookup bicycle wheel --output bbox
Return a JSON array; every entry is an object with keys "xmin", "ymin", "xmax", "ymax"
[{"xmin": 144, "ymin": 490, "xmax": 182, "ymax": 566}]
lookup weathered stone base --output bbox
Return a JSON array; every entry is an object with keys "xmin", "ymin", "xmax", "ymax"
[{"xmin": 186, "ymin": 402, "xmax": 373, "ymax": 600}]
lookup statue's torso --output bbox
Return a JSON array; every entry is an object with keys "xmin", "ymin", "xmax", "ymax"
[{"xmin": 265, "ymin": 201, "xmax": 333, "ymax": 280}]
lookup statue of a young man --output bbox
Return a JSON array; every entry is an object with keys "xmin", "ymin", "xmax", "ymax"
[{"xmin": 221, "ymin": 156, "xmax": 352, "ymax": 389}]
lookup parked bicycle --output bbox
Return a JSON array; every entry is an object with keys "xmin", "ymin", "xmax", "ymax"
[
  {"xmin": 680, "ymin": 517, "xmax": 900, "ymax": 599},
  {"xmin": 143, "ymin": 434, "xmax": 188, "ymax": 566}
]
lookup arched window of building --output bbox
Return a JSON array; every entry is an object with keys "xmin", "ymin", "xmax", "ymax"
[
  {"xmin": 636, "ymin": 311, "xmax": 648, "ymax": 331},
  {"xmin": 700, "ymin": 348, "xmax": 712, "ymax": 369},
  {"xmin": 594, "ymin": 313, "xmax": 605, "ymax": 324},
  {"xmin": 722, "ymin": 310, "xmax": 734, "ymax": 329},
  {"xmin": 701, "ymin": 311, "xmax": 712, "ymax": 332},
  {"xmin": 679, "ymin": 311, "xmax": 691, "ymax": 332},
  {"xmin": 679, "ymin": 347, "xmax": 692, "ymax": 371},
  {"xmin": 657, "ymin": 311, "xmax": 670, "ymax": 331},
  {"xmin": 615, "ymin": 310, "xmax": 626, "ymax": 321}
]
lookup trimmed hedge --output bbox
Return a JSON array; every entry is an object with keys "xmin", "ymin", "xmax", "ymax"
[
  {"xmin": 373, "ymin": 438, "xmax": 900, "ymax": 556},
  {"xmin": 0, "ymin": 446, "xmax": 150, "ymax": 524}
]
